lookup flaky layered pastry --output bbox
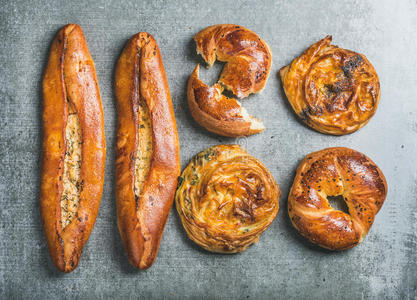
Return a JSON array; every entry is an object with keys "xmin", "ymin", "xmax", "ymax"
[
  {"xmin": 41, "ymin": 24, "xmax": 106, "ymax": 272},
  {"xmin": 288, "ymin": 147, "xmax": 387, "ymax": 250},
  {"xmin": 175, "ymin": 145, "xmax": 280, "ymax": 253},
  {"xmin": 188, "ymin": 24, "xmax": 272, "ymax": 137},
  {"xmin": 115, "ymin": 32, "xmax": 180, "ymax": 269},
  {"xmin": 280, "ymin": 36, "xmax": 380, "ymax": 135}
]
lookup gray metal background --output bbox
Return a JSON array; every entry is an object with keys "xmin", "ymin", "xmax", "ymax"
[{"xmin": 1, "ymin": 0, "xmax": 416, "ymax": 299}]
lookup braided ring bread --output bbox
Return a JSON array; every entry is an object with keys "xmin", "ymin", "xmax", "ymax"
[
  {"xmin": 280, "ymin": 36, "xmax": 380, "ymax": 135},
  {"xmin": 188, "ymin": 24, "xmax": 272, "ymax": 137},
  {"xmin": 175, "ymin": 145, "xmax": 280, "ymax": 253},
  {"xmin": 288, "ymin": 147, "xmax": 387, "ymax": 250}
]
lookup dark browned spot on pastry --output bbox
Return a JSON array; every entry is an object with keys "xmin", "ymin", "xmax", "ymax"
[
  {"xmin": 233, "ymin": 200, "xmax": 255, "ymax": 221},
  {"xmin": 342, "ymin": 55, "xmax": 363, "ymax": 78},
  {"xmin": 299, "ymin": 108, "xmax": 311, "ymax": 121},
  {"xmin": 318, "ymin": 55, "xmax": 364, "ymax": 112}
]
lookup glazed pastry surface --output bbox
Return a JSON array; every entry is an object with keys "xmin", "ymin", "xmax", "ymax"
[
  {"xmin": 41, "ymin": 24, "xmax": 106, "ymax": 272},
  {"xmin": 195, "ymin": 24, "xmax": 272, "ymax": 98},
  {"xmin": 176, "ymin": 144, "xmax": 280, "ymax": 253},
  {"xmin": 288, "ymin": 147, "xmax": 387, "ymax": 250},
  {"xmin": 188, "ymin": 24, "xmax": 272, "ymax": 137},
  {"xmin": 280, "ymin": 36, "xmax": 380, "ymax": 135},
  {"xmin": 115, "ymin": 32, "xmax": 180, "ymax": 269}
]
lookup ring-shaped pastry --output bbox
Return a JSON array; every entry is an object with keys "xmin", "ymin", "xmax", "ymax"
[
  {"xmin": 175, "ymin": 144, "xmax": 280, "ymax": 253},
  {"xmin": 280, "ymin": 36, "xmax": 380, "ymax": 135},
  {"xmin": 288, "ymin": 147, "xmax": 387, "ymax": 250}
]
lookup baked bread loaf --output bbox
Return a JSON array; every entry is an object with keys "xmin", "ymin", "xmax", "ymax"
[
  {"xmin": 280, "ymin": 36, "xmax": 380, "ymax": 135},
  {"xmin": 175, "ymin": 145, "xmax": 280, "ymax": 253},
  {"xmin": 115, "ymin": 32, "xmax": 180, "ymax": 269},
  {"xmin": 188, "ymin": 24, "xmax": 272, "ymax": 137},
  {"xmin": 288, "ymin": 147, "xmax": 387, "ymax": 250},
  {"xmin": 41, "ymin": 24, "xmax": 106, "ymax": 272}
]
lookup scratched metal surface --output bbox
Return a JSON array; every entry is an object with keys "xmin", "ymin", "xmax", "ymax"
[{"xmin": 0, "ymin": 0, "xmax": 416, "ymax": 299}]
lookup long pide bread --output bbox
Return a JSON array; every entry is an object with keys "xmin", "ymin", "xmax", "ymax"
[
  {"xmin": 115, "ymin": 32, "xmax": 180, "ymax": 269},
  {"xmin": 40, "ymin": 24, "xmax": 106, "ymax": 272}
]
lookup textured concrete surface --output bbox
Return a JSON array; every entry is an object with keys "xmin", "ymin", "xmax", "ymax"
[{"xmin": 1, "ymin": 0, "xmax": 416, "ymax": 299}]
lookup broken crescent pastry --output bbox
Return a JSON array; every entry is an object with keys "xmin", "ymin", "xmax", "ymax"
[
  {"xmin": 280, "ymin": 36, "xmax": 380, "ymax": 135},
  {"xmin": 175, "ymin": 144, "xmax": 280, "ymax": 253},
  {"xmin": 41, "ymin": 24, "xmax": 106, "ymax": 272},
  {"xmin": 188, "ymin": 24, "xmax": 272, "ymax": 137},
  {"xmin": 288, "ymin": 147, "xmax": 387, "ymax": 250}
]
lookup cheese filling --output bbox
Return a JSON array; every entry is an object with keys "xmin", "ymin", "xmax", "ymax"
[
  {"xmin": 134, "ymin": 98, "xmax": 153, "ymax": 199},
  {"xmin": 61, "ymin": 102, "xmax": 82, "ymax": 228}
]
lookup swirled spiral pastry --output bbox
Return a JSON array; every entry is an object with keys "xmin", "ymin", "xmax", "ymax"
[
  {"xmin": 175, "ymin": 144, "xmax": 280, "ymax": 253},
  {"xmin": 188, "ymin": 24, "xmax": 272, "ymax": 137},
  {"xmin": 280, "ymin": 36, "xmax": 380, "ymax": 135},
  {"xmin": 288, "ymin": 147, "xmax": 387, "ymax": 250}
]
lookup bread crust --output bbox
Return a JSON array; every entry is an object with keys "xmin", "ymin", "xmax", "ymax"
[
  {"xmin": 175, "ymin": 145, "xmax": 280, "ymax": 253},
  {"xmin": 188, "ymin": 65, "xmax": 264, "ymax": 137},
  {"xmin": 194, "ymin": 24, "xmax": 272, "ymax": 98},
  {"xmin": 188, "ymin": 24, "xmax": 271, "ymax": 137},
  {"xmin": 115, "ymin": 32, "xmax": 180, "ymax": 269},
  {"xmin": 40, "ymin": 24, "xmax": 106, "ymax": 272},
  {"xmin": 288, "ymin": 147, "xmax": 387, "ymax": 250},
  {"xmin": 280, "ymin": 36, "xmax": 380, "ymax": 135}
]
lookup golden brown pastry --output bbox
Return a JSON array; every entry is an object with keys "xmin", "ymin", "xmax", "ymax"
[
  {"xmin": 288, "ymin": 147, "xmax": 387, "ymax": 250},
  {"xmin": 188, "ymin": 24, "xmax": 272, "ymax": 137},
  {"xmin": 280, "ymin": 36, "xmax": 380, "ymax": 135},
  {"xmin": 41, "ymin": 24, "xmax": 106, "ymax": 272},
  {"xmin": 115, "ymin": 32, "xmax": 180, "ymax": 269},
  {"xmin": 175, "ymin": 145, "xmax": 280, "ymax": 253},
  {"xmin": 188, "ymin": 65, "xmax": 264, "ymax": 137}
]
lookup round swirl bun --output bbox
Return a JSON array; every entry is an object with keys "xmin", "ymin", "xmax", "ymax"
[
  {"xmin": 280, "ymin": 36, "xmax": 380, "ymax": 135},
  {"xmin": 288, "ymin": 147, "xmax": 387, "ymax": 250},
  {"xmin": 175, "ymin": 145, "xmax": 280, "ymax": 253}
]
